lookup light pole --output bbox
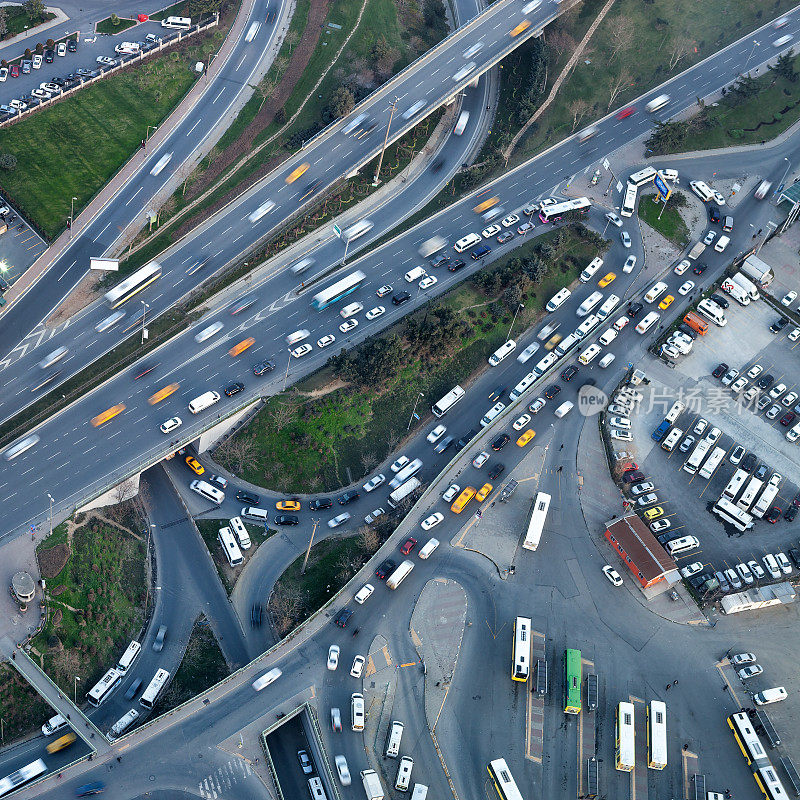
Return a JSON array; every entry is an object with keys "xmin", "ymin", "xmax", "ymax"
[
  {"xmin": 778, "ymin": 157, "xmax": 792, "ymax": 194},
  {"xmin": 47, "ymin": 493, "xmax": 54, "ymax": 541},
  {"xmin": 300, "ymin": 519, "xmax": 320, "ymax": 575},
  {"xmin": 140, "ymin": 301, "xmax": 149, "ymax": 345},
  {"xmin": 283, "ymin": 349, "xmax": 292, "ymax": 390},
  {"xmin": 69, "ymin": 196, "xmax": 77, "ymax": 238},
  {"xmin": 144, "ymin": 524, "xmax": 155, "ymax": 617},
  {"xmin": 74, "ymin": 675, "xmax": 80, "ymax": 704},
  {"xmin": 507, "ymin": 303, "xmax": 525, "ymax": 341},
  {"xmin": 743, "ymin": 39, "xmax": 759, "ymax": 73},
  {"xmin": 145, "ymin": 125, "xmax": 158, "ymax": 147},
  {"xmin": 372, "ymin": 96, "xmax": 399, "ymax": 186},
  {"xmin": 406, "ymin": 392, "xmax": 424, "ymax": 431}
]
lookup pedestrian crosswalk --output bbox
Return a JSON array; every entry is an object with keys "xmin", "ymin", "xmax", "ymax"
[{"xmin": 198, "ymin": 758, "xmax": 255, "ymax": 798}]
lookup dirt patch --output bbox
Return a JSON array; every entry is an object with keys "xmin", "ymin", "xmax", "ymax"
[
  {"xmin": 45, "ymin": 270, "xmax": 102, "ymax": 328},
  {"xmin": 298, "ymin": 378, "xmax": 351, "ymax": 398},
  {"xmin": 39, "ymin": 542, "xmax": 70, "ymax": 580}
]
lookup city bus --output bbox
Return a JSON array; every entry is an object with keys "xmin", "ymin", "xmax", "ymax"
[
  {"xmin": 713, "ymin": 497, "xmax": 754, "ymax": 532},
  {"xmin": 108, "ymin": 709, "xmax": 140, "ymax": 741},
  {"xmin": 756, "ymin": 765, "xmax": 790, "ymax": 800},
  {"xmin": 628, "ymin": 166, "xmax": 657, "ymax": 187},
  {"xmin": 538, "ymin": 197, "xmax": 591, "ymax": 224},
  {"xmin": 620, "ymin": 183, "xmax": 637, "ymax": 218},
  {"xmin": 103, "ymin": 262, "xmax": 162, "ymax": 308},
  {"xmin": 87, "ymin": 667, "xmax": 122, "ymax": 706},
  {"xmin": 737, "ymin": 477, "xmax": 764, "ymax": 512},
  {"xmin": 115, "ymin": 640, "xmax": 141, "ymax": 675},
  {"xmin": 0, "ymin": 759, "xmax": 46, "ymax": 797},
  {"xmin": 722, "ymin": 468, "xmax": 750, "ymax": 501},
  {"xmin": 727, "ymin": 713, "xmax": 789, "ymax": 800},
  {"xmin": 682, "ymin": 438, "xmax": 712, "ymax": 475},
  {"xmin": 647, "ymin": 700, "xmax": 667, "ymax": 770},
  {"xmin": 563, "ymin": 648, "xmax": 582, "ymax": 714},
  {"xmin": 140, "ymin": 668, "xmax": 170, "ymax": 709},
  {"xmin": 311, "ymin": 270, "xmax": 366, "ymax": 310},
  {"xmin": 523, "ymin": 492, "xmax": 551, "ymax": 551},
  {"xmin": 616, "ymin": 702, "xmax": 635, "ymax": 771},
  {"xmin": 512, "ymin": 616, "xmax": 532, "ymax": 682},
  {"xmin": 487, "ymin": 758, "xmax": 523, "ymax": 800}
]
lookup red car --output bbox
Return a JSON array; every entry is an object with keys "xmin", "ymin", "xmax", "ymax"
[
  {"xmin": 400, "ymin": 537, "xmax": 417, "ymax": 555},
  {"xmin": 9, "ymin": 64, "xmax": 19, "ymax": 78},
  {"xmin": 616, "ymin": 107, "xmax": 634, "ymax": 120}
]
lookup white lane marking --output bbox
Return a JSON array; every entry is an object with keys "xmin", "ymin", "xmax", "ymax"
[{"xmin": 124, "ymin": 186, "xmax": 143, "ymax": 207}]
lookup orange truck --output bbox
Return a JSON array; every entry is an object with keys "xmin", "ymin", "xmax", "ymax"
[{"xmin": 683, "ymin": 311, "xmax": 708, "ymax": 335}]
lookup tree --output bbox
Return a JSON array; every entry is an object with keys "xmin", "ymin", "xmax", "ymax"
[
  {"xmin": 215, "ymin": 435, "xmax": 257, "ymax": 473},
  {"xmin": 769, "ymin": 49, "xmax": 798, "ymax": 83},
  {"xmin": 568, "ymin": 98, "xmax": 590, "ymax": 131},
  {"xmin": 607, "ymin": 68, "xmax": 631, "ymax": 110},
  {"xmin": 284, "ymin": 30, "xmax": 299, "ymax": 54},
  {"xmin": 0, "ymin": 153, "xmax": 17, "ymax": 171},
  {"xmin": 187, "ymin": 0, "xmax": 222, "ymax": 14},
  {"xmin": 668, "ymin": 36, "xmax": 692, "ymax": 70},
  {"xmin": 22, "ymin": 0, "xmax": 45, "ymax": 21},
  {"xmin": 370, "ymin": 36, "xmax": 395, "ymax": 76},
  {"xmin": 0, "ymin": 9, "xmax": 8, "ymax": 40},
  {"xmin": 46, "ymin": 38, "xmax": 54, "ymax": 49},
  {"xmin": 606, "ymin": 16, "xmax": 634, "ymax": 62},
  {"xmin": 329, "ymin": 86, "xmax": 354, "ymax": 118},
  {"xmin": 644, "ymin": 119, "xmax": 689, "ymax": 155},
  {"xmin": 423, "ymin": 0, "xmax": 448, "ymax": 41},
  {"xmin": 110, "ymin": 13, "xmax": 119, "ymax": 26}
]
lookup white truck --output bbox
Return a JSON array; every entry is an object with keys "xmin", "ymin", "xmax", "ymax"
[
  {"xmin": 741, "ymin": 254, "xmax": 774, "ymax": 287},
  {"xmin": 720, "ymin": 278, "xmax": 751, "ymax": 306},
  {"xmin": 361, "ymin": 769, "xmax": 386, "ymax": 800},
  {"xmin": 730, "ymin": 271, "xmax": 760, "ymax": 301}
]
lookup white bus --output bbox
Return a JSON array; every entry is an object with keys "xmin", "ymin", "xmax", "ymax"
[
  {"xmin": 752, "ymin": 483, "xmax": 780, "ymax": 519},
  {"xmin": 621, "ymin": 183, "xmax": 637, "ymax": 217},
  {"xmin": 489, "ymin": 340, "xmax": 517, "ymax": 366},
  {"xmin": 577, "ymin": 291, "xmax": 603, "ymax": 317},
  {"xmin": 454, "ymin": 232, "xmax": 482, "ymax": 252},
  {"xmin": 628, "ymin": 166, "xmax": 657, "ymax": 187},
  {"xmin": 713, "ymin": 497, "xmax": 754, "ymax": 532},
  {"xmin": 538, "ymin": 197, "xmax": 591, "ymax": 223},
  {"xmin": 546, "ymin": 287, "xmax": 571, "ymax": 312},
  {"xmin": 387, "ymin": 477, "xmax": 421, "ymax": 508},
  {"xmin": 218, "ymin": 527, "xmax": 244, "ymax": 567},
  {"xmin": 723, "ymin": 468, "xmax": 750, "ymax": 501},
  {"xmin": 140, "ymin": 668, "xmax": 170, "ymax": 709},
  {"xmin": 311, "ymin": 270, "xmax": 366, "ymax": 310},
  {"xmin": 0, "ymin": 759, "xmax": 47, "ymax": 797},
  {"xmin": 108, "ymin": 709, "xmax": 139, "ymax": 741},
  {"xmin": 103, "ymin": 262, "xmax": 162, "ymax": 308},
  {"xmin": 646, "ymin": 94, "xmax": 670, "ymax": 113},
  {"xmin": 509, "ymin": 371, "xmax": 536, "ymax": 401},
  {"xmin": 341, "ymin": 219, "xmax": 374, "ymax": 244},
  {"xmin": 386, "ymin": 560, "xmax": 414, "ymax": 590},
  {"xmin": 116, "ymin": 640, "xmax": 141, "ymax": 675},
  {"xmin": 683, "ymin": 438, "xmax": 712, "ymax": 475},
  {"xmin": 737, "ymin": 477, "xmax": 763, "ymax": 512},
  {"xmin": 432, "ymin": 385, "xmax": 465, "ymax": 417},
  {"xmin": 647, "ymin": 700, "xmax": 667, "ymax": 770},
  {"xmin": 616, "ymin": 701, "xmax": 635, "ymax": 771},
  {"xmin": 2, "ymin": 434, "xmax": 40, "ymax": 462},
  {"xmin": 512, "ymin": 616, "xmax": 532, "ymax": 682},
  {"xmin": 389, "ymin": 458, "xmax": 423, "ymax": 489},
  {"xmin": 487, "ymin": 758, "xmax": 523, "ymax": 800},
  {"xmin": 698, "ymin": 446, "xmax": 726, "ymax": 479},
  {"xmin": 87, "ymin": 667, "xmax": 122, "ymax": 707},
  {"xmin": 161, "ymin": 15, "xmax": 191, "ymax": 29},
  {"xmin": 664, "ymin": 400, "xmax": 685, "ymax": 424},
  {"xmin": 523, "ymin": 492, "xmax": 550, "ymax": 551}
]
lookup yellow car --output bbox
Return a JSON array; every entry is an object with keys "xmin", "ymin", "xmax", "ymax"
[
  {"xmin": 148, "ymin": 382, "xmax": 180, "ymax": 405},
  {"xmin": 185, "ymin": 456, "xmax": 205, "ymax": 475},
  {"xmin": 276, "ymin": 500, "xmax": 301, "ymax": 511},
  {"xmin": 46, "ymin": 732, "xmax": 76, "ymax": 754},
  {"xmin": 475, "ymin": 483, "xmax": 493, "ymax": 502},
  {"xmin": 598, "ymin": 272, "xmax": 616, "ymax": 288},
  {"xmin": 451, "ymin": 486, "xmax": 476, "ymax": 514},
  {"xmin": 544, "ymin": 333, "xmax": 562, "ymax": 351},
  {"xmin": 473, "ymin": 196, "xmax": 499, "ymax": 214},
  {"xmin": 658, "ymin": 295, "xmax": 674, "ymax": 310},
  {"xmin": 285, "ymin": 162, "xmax": 310, "ymax": 184},
  {"xmin": 644, "ymin": 506, "xmax": 664, "ymax": 521},
  {"xmin": 509, "ymin": 19, "xmax": 532, "ymax": 37},
  {"xmin": 229, "ymin": 337, "xmax": 255, "ymax": 357},
  {"xmin": 516, "ymin": 429, "xmax": 536, "ymax": 447},
  {"xmin": 91, "ymin": 403, "xmax": 126, "ymax": 427}
]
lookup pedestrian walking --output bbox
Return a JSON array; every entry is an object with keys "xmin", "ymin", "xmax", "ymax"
[
  {"xmin": 683, "ymin": 743, "xmax": 689, "ymax": 751},
  {"xmin": 117, "ymin": 756, "xmax": 122, "ymax": 763},
  {"xmin": 665, "ymin": 684, "xmax": 671, "ymax": 691},
  {"xmin": 560, "ymin": 444, "xmax": 564, "ymax": 451},
  {"xmin": 557, "ymin": 466, "xmax": 563, "ymax": 472},
  {"xmin": 672, "ymin": 680, "xmax": 679, "ymax": 686}
]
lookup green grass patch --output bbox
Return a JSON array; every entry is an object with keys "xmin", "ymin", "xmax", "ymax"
[
  {"xmin": 152, "ymin": 617, "xmax": 229, "ymax": 713},
  {"xmin": 0, "ymin": 663, "xmax": 53, "ymax": 743},
  {"xmin": 150, "ymin": 2, "xmax": 194, "ymax": 21},
  {"xmin": 637, "ymin": 192, "xmax": 690, "ymax": 246},
  {"xmin": 31, "ymin": 510, "xmax": 147, "ymax": 697},
  {"xmin": 96, "ymin": 16, "xmax": 137, "ymax": 34},
  {"xmin": 0, "ymin": 6, "xmax": 56, "ymax": 40},
  {"xmin": 216, "ymin": 224, "xmax": 603, "ymax": 493}
]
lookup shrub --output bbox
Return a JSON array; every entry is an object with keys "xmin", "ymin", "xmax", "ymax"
[{"xmin": 0, "ymin": 153, "xmax": 17, "ymax": 171}]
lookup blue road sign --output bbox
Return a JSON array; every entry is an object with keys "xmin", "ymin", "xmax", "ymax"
[{"xmin": 654, "ymin": 172, "xmax": 670, "ymax": 200}]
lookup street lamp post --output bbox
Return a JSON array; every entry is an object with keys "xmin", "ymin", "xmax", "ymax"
[
  {"xmin": 743, "ymin": 39, "xmax": 759, "ymax": 73},
  {"xmin": 145, "ymin": 125, "xmax": 158, "ymax": 147},
  {"xmin": 74, "ymin": 676, "xmax": 80, "ymax": 704},
  {"xmin": 47, "ymin": 493, "xmax": 54, "ymax": 541},
  {"xmin": 69, "ymin": 196, "xmax": 77, "ymax": 238},
  {"xmin": 507, "ymin": 303, "xmax": 525, "ymax": 341},
  {"xmin": 300, "ymin": 519, "xmax": 320, "ymax": 575},
  {"xmin": 140, "ymin": 301, "xmax": 149, "ymax": 345},
  {"xmin": 406, "ymin": 392, "xmax": 424, "ymax": 431},
  {"xmin": 283, "ymin": 349, "xmax": 292, "ymax": 390},
  {"xmin": 372, "ymin": 97, "xmax": 399, "ymax": 187}
]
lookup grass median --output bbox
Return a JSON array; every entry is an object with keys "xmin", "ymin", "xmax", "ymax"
[
  {"xmin": 637, "ymin": 190, "xmax": 690, "ymax": 247},
  {"xmin": 96, "ymin": 16, "xmax": 138, "ymax": 34}
]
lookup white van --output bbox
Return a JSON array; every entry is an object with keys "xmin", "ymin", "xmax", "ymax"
[
  {"xmin": 598, "ymin": 328, "xmax": 617, "ymax": 346},
  {"xmin": 385, "ymin": 721, "xmax": 404, "ymax": 758},
  {"xmin": 579, "ymin": 257, "xmax": 603, "ymax": 283},
  {"xmin": 454, "ymin": 232, "xmax": 481, "ymax": 252},
  {"xmin": 418, "ymin": 538, "xmax": 440, "ymax": 559},
  {"xmin": 340, "ymin": 302, "xmax": 363, "ymax": 318},
  {"xmin": 661, "ymin": 427, "xmax": 683, "ymax": 452},
  {"xmin": 578, "ymin": 344, "xmax": 601, "ymax": 364},
  {"xmin": 42, "ymin": 714, "xmax": 68, "ymax": 736},
  {"xmin": 667, "ymin": 535, "xmax": 699, "ymax": 555},
  {"xmin": 577, "ymin": 291, "xmax": 603, "ymax": 317},
  {"xmin": 395, "ymin": 756, "xmax": 414, "ymax": 792},
  {"xmin": 39, "ymin": 346, "xmax": 68, "ymax": 369},
  {"xmin": 229, "ymin": 516, "xmax": 252, "ymax": 550},
  {"xmin": 114, "ymin": 41, "xmax": 140, "ymax": 54},
  {"xmin": 351, "ymin": 693, "xmax": 365, "ymax": 730},
  {"xmin": 190, "ymin": 480, "xmax": 224, "ymax": 504},
  {"xmin": 635, "ymin": 312, "xmax": 660, "ymax": 334},
  {"xmin": 534, "ymin": 351, "xmax": 559, "ymax": 374},
  {"xmin": 217, "ymin": 527, "xmax": 243, "ymax": 567},
  {"xmin": 286, "ymin": 329, "xmax": 310, "ymax": 345},
  {"xmin": 291, "ymin": 257, "xmax": 315, "ymax": 274},
  {"xmin": 489, "ymin": 340, "xmax": 517, "ymax": 366},
  {"xmin": 404, "ymin": 266, "xmax": 427, "ymax": 283},
  {"xmin": 188, "ymin": 391, "xmax": 221, "ymax": 414},
  {"xmin": 689, "ymin": 180, "xmax": 714, "ymax": 202},
  {"xmin": 596, "ymin": 294, "xmax": 620, "ymax": 320},
  {"xmin": 697, "ymin": 298, "xmax": 727, "ymax": 326},
  {"xmin": 574, "ymin": 314, "xmax": 600, "ymax": 339},
  {"xmin": 754, "ymin": 687, "xmax": 788, "ymax": 705},
  {"xmin": 598, "ymin": 353, "xmax": 616, "ymax": 368},
  {"xmin": 554, "ymin": 333, "xmax": 580, "ymax": 357},
  {"xmin": 554, "ymin": 401, "xmax": 574, "ymax": 418},
  {"xmin": 644, "ymin": 282, "xmax": 668, "ymax": 304},
  {"xmin": 161, "ymin": 15, "xmax": 191, "ymax": 29},
  {"xmin": 754, "ymin": 179, "xmax": 772, "ymax": 200},
  {"xmin": 773, "ymin": 34, "xmax": 793, "ymax": 48},
  {"xmin": 307, "ymin": 777, "xmax": 327, "ymax": 800},
  {"xmin": 714, "ymin": 235, "xmax": 730, "ymax": 252},
  {"xmin": 194, "ymin": 321, "xmax": 224, "ymax": 343},
  {"xmin": 546, "ymin": 287, "xmax": 571, "ymax": 312},
  {"xmin": 646, "ymin": 94, "xmax": 670, "ymax": 113},
  {"xmin": 242, "ymin": 506, "xmax": 269, "ymax": 523},
  {"xmin": 480, "ymin": 401, "xmax": 506, "ymax": 427}
]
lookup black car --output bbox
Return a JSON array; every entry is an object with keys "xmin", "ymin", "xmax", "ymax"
[
  {"xmin": 338, "ymin": 489, "xmax": 360, "ymax": 505},
  {"xmin": 766, "ymin": 506, "xmax": 781, "ymax": 524},
  {"xmin": 448, "ymin": 259, "xmax": 466, "ymax": 273},
  {"xmin": 788, "ymin": 547, "xmax": 800, "ymax": 568},
  {"xmin": 225, "ymin": 382, "xmax": 244, "ymax": 397},
  {"xmin": 67, "ymin": 38, "xmax": 78, "ymax": 52},
  {"xmin": 544, "ymin": 384, "xmax": 561, "ymax": 400},
  {"xmin": 333, "ymin": 608, "xmax": 353, "ymax": 627},
  {"xmin": 741, "ymin": 453, "xmax": 758, "ymax": 472},
  {"xmin": 250, "ymin": 603, "xmax": 263, "ymax": 627},
  {"xmin": 455, "ymin": 429, "xmax": 477, "ymax": 451},
  {"xmin": 488, "ymin": 463, "xmax": 505, "ymax": 480},
  {"xmin": 692, "ymin": 263, "xmax": 707, "ymax": 276},
  {"xmin": 708, "ymin": 205, "xmax": 720, "ymax": 223},
  {"xmin": 688, "ymin": 571, "xmax": 715, "ymax": 590},
  {"xmin": 301, "ymin": 179, "xmax": 323, "ymax": 198},
  {"xmin": 434, "ymin": 435, "xmax": 454, "ymax": 454},
  {"xmin": 392, "ymin": 291, "xmax": 411, "ymax": 305},
  {"xmin": 712, "ymin": 363, "xmax": 728, "ymax": 379},
  {"xmin": 756, "ymin": 374, "xmax": 774, "ymax": 390},
  {"xmin": 236, "ymin": 489, "xmax": 260, "ymax": 505},
  {"xmin": 308, "ymin": 498, "xmax": 333, "ymax": 511},
  {"xmin": 488, "ymin": 385, "xmax": 506, "ymax": 402},
  {"xmin": 123, "ymin": 678, "xmax": 143, "ymax": 701},
  {"xmin": 627, "ymin": 302, "xmax": 643, "ymax": 318},
  {"xmin": 253, "ymin": 359, "xmax": 276, "ymax": 376},
  {"xmin": 430, "ymin": 254, "xmax": 450, "ymax": 268},
  {"xmin": 561, "ymin": 365, "xmax": 578, "ymax": 382},
  {"xmin": 491, "ymin": 434, "xmax": 509, "ymax": 451},
  {"xmin": 781, "ymin": 412, "xmax": 796, "ymax": 427},
  {"xmin": 710, "ymin": 294, "xmax": 729, "ymax": 309},
  {"xmin": 770, "ymin": 317, "xmax": 789, "ymax": 333},
  {"xmin": 274, "ymin": 514, "xmax": 299, "ymax": 525},
  {"xmin": 375, "ymin": 559, "xmax": 396, "ymax": 580},
  {"xmin": 793, "ymin": 492, "xmax": 800, "ymax": 508},
  {"xmin": 785, "ymin": 506, "xmax": 799, "ymax": 523},
  {"xmin": 133, "ymin": 361, "xmax": 159, "ymax": 380},
  {"xmin": 657, "ymin": 531, "xmax": 678, "ymax": 545},
  {"xmin": 755, "ymin": 463, "xmax": 768, "ymax": 480},
  {"xmin": 44, "ymin": 49, "xmax": 55, "ymax": 62},
  {"xmin": 50, "ymin": 76, "xmax": 66, "ymax": 86},
  {"xmin": 677, "ymin": 323, "xmax": 697, "ymax": 340}
]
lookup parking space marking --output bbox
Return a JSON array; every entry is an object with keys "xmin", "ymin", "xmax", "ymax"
[
  {"xmin": 577, "ymin": 656, "xmax": 595, "ymax": 793},
  {"xmin": 682, "ymin": 750, "xmax": 700, "ymax": 800}
]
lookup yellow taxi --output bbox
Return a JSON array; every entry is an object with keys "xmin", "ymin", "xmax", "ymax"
[
  {"xmin": 516, "ymin": 429, "xmax": 536, "ymax": 447},
  {"xmin": 148, "ymin": 382, "xmax": 179, "ymax": 405},
  {"xmin": 46, "ymin": 732, "xmax": 76, "ymax": 754},
  {"xmin": 598, "ymin": 272, "xmax": 616, "ymax": 288},
  {"xmin": 475, "ymin": 483, "xmax": 493, "ymax": 502},
  {"xmin": 276, "ymin": 500, "xmax": 301, "ymax": 511},
  {"xmin": 544, "ymin": 333, "xmax": 562, "ymax": 351},
  {"xmin": 91, "ymin": 403, "xmax": 126, "ymax": 427},
  {"xmin": 644, "ymin": 506, "xmax": 664, "ymax": 521},
  {"xmin": 185, "ymin": 456, "xmax": 205, "ymax": 475},
  {"xmin": 659, "ymin": 295, "xmax": 675, "ymax": 310},
  {"xmin": 285, "ymin": 162, "xmax": 310, "ymax": 184},
  {"xmin": 473, "ymin": 196, "xmax": 499, "ymax": 214},
  {"xmin": 451, "ymin": 486, "xmax": 476, "ymax": 514},
  {"xmin": 229, "ymin": 337, "xmax": 256, "ymax": 357},
  {"xmin": 509, "ymin": 19, "xmax": 531, "ymax": 37}
]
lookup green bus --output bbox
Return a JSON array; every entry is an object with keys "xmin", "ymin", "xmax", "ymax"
[{"xmin": 564, "ymin": 648, "xmax": 582, "ymax": 714}]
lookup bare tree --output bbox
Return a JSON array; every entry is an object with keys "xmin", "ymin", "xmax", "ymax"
[
  {"xmin": 386, "ymin": 427, "xmax": 401, "ymax": 452},
  {"xmin": 547, "ymin": 29, "xmax": 575, "ymax": 64},
  {"xmin": 607, "ymin": 68, "xmax": 631, "ymax": 110},
  {"xmin": 668, "ymin": 36, "xmax": 692, "ymax": 70},
  {"xmin": 606, "ymin": 16, "xmax": 634, "ymax": 62},
  {"xmin": 269, "ymin": 584, "xmax": 304, "ymax": 635},
  {"xmin": 569, "ymin": 98, "xmax": 590, "ymax": 131},
  {"xmin": 273, "ymin": 397, "xmax": 298, "ymax": 432},
  {"xmin": 360, "ymin": 525, "xmax": 380, "ymax": 553},
  {"xmin": 215, "ymin": 436, "xmax": 257, "ymax": 473},
  {"xmin": 254, "ymin": 77, "xmax": 276, "ymax": 111},
  {"xmin": 336, "ymin": 550, "xmax": 363, "ymax": 584},
  {"xmin": 284, "ymin": 29, "xmax": 299, "ymax": 54},
  {"xmin": 360, "ymin": 451, "xmax": 379, "ymax": 474}
]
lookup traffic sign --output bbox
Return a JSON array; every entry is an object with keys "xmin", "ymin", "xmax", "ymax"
[
  {"xmin": 654, "ymin": 171, "xmax": 671, "ymax": 201},
  {"xmin": 616, "ymin": 181, "xmax": 623, "ymax": 194},
  {"xmin": 333, "ymin": 224, "xmax": 342, "ymax": 238},
  {"xmin": 602, "ymin": 158, "xmax": 610, "ymax": 171}
]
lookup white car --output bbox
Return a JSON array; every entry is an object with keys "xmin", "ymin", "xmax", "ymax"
[
  {"xmin": 482, "ymin": 224, "xmax": 501, "ymax": 238},
  {"xmin": 602, "ymin": 565, "xmax": 623, "ymax": 586},
  {"xmin": 377, "ymin": 284, "xmax": 392, "ymax": 297},
  {"xmin": 738, "ymin": 665, "xmax": 763, "ymax": 680},
  {"xmin": 609, "ymin": 416, "xmax": 631, "ymax": 429},
  {"xmin": 747, "ymin": 364, "xmax": 763, "ymax": 379},
  {"xmin": 327, "ymin": 645, "xmax": 340, "ymax": 671},
  {"xmin": 620, "ymin": 231, "xmax": 632, "ymax": 248},
  {"xmin": 622, "ymin": 255, "xmax": 637, "ymax": 273},
  {"xmin": 334, "ymin": 755, "xmax": 352, "ymax": 786},
  {"xmin": 419, "ymin": 276, "xmax": 437, "ymax": 290},
  {"xmin": 528, "ymin": 397, "xmax": 546, "ymax": 414},
  {"xmin": 517, "ymin": 342, "xmax": 541, "ymax": 363},
  {"xmin": 421, "ymin": 512, "xmax": 444, "ymax": 531},
  {"xmin": 610, "ymin": 430, "xmax": 632, "ymax": 441},
  {"xmin": 363, "ymin": 474, "xmax": 386, "ymax": 492},
  {"xmin": 291, "ymin": 343, "xmax": 313, "ymax": 358},
  {"xmin": 711, "ymin": 190, "xmax": 726, "ymax": 206},
  {"xmin": 252, "ymin": 668, "xmax": 282, "ymax": 691},
  {"xmin": 731, "ymin": 652, "xmax": 756, "ymax": 666},
  {"xmin": 788, "ymin": 328, "xmax": 800, "ymax": 342},
  {"xmin": 769, "ymin": 383, "xmax": 787, "ymax": 400},
  {"xmin": 678, "ymin": 280, "xmax": 695, "ymax": 296},
  {"xmin": 613, "ymin": 316, "xmax": 630, "ymax": 331},
  {"xmin": 501, "ymin": 214, "xmax": 520, "ymax": 227},
  {"xmin": 705, "ymin": 427, "xmax": 721, "ymax": 445},
  {"xmin": 391, "ymin": 456, "xmax": 410, "ymax": 473},
  {"xmin": 365, "ymin": 306, "xmax": 385, "ymax": 320},
  {"xmin": 31, "ymin": 87, "xmax": 51, "ymax": 100},
  {"xmin": 781, "ymin": 290, "xmax": 797, "ymax": 306},
  {"xmin": 736, "ymin": 562, "xmax": 754, "ymax": 584},
  {"xmin": 776, "ymin": 552, "xmax": 792, "ymax": 574},
  {"xmin": 473, "ymin": 451, "xmax": 490, "ymax": 468},
  {"xmin": 673, "ymin": 259, "xmax": 690, "ymax": 275},
  {"xmin": 702, "ymin": 230, "xmax": 716, "ymax": 245},
  {"xmin": 0, "ymin": 67, "xmax": 7, "ymax": 82},
  {"xmin": 513, "ymin": 414, "xmax": 531, "ymax": 431},
  {"xmin": 680, "ymin": 562, "xmax": 703, "ymax": 578},
  {"xmin": 427, "ymin": 424, "xmax": 447, "ymax": 444},
  {"xmin": 350, "ymin": 655, "xmax": 365, "ymax": 678},
  {"xmin": 747, "ymin": 560, "xmax": 766, "ymax": 580},
  {"xmin": 339, "ymin": 319, "xmax": 358, "ymax": 333},
  {"xmin": 317, "ymin": 334, "xmax": 336, "ymax": 348},
  {"xmin": 248, "ymin": 200, "xmax": 276, "ymax": 222},
  {"xmin": 692, "ymin": 418, "xmax": 708, "ymax": 435},
  {"xmin": 328, "ymin": 513, "xmax": 351, "ymax": 528},
  {"xmin": 442, "ymin": 483, "xmax": 460, "ymax": 502},
  {"xmin": 160, "ymin": 416, "xmax": 182, "ymax": 434},
  {"xmin": 650, "ymin": 519, "xmax": 670, "ymax": 532},
  {"xmin": 630, "ymin": 482, "xmax": 655, "ymax": 496},
  {"xmin": 607, "ymin": 404, "xmax": 629, "ymax": 416},
  {"xmin": 605, "ymin": 212, "xmax": 623, "ymax": 228},
  {"xmin": 354, "ymin": 584, "xmax": 375, "ymax": 604},
  {"xmin": 782, "ymin": 391, "xmax": 798, "ymax": 407},
  {"xmin": 96, "ymin": 55, "xmax": 116, "ymax": 66}
]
